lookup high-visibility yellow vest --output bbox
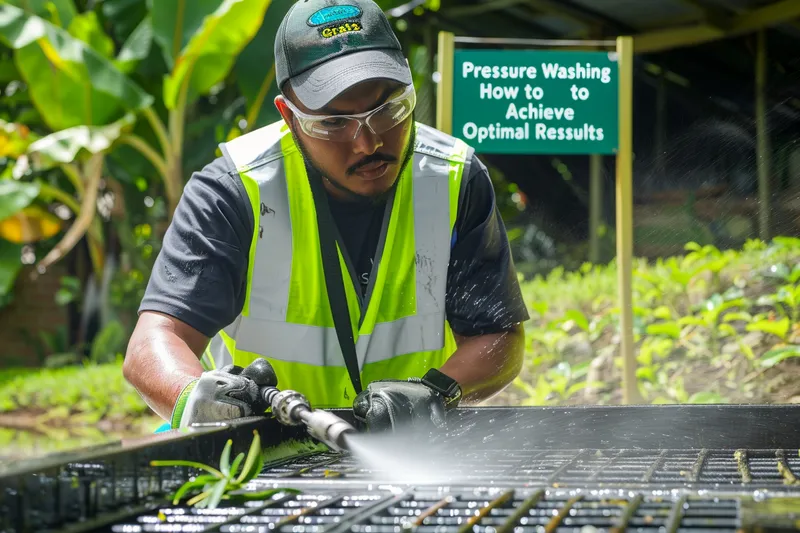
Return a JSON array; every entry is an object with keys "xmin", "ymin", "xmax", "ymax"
[{"xmin": 202, "ymin": 120, "xmax": 470, "ymax": 408}]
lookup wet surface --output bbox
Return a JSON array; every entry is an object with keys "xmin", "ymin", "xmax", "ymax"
[
  {"xmin": 102, "ymin": 487, "xmax": 745, "ymax": 533},
  {"xmin": 4, "ymin": 408, "xmax": 800, "ymax": 532}
]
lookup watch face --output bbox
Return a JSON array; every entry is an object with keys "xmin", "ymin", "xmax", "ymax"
[{"xmin": 423, "ymin": 369, "xmax": 461, "ymax": 399}]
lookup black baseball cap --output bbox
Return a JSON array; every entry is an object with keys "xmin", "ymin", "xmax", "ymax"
[{"xmin": 274, "ymin": 0, "xmax": 413, "ymax": 111}]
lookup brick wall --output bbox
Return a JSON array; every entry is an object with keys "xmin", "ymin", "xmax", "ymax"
[{"xmin": 0, "ymin": 264, "xmax": 69, "ymax": 367}]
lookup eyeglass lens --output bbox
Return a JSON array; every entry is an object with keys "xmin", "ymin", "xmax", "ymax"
[{"xmin": 305, "ymin": 96, "xmax": 414, "ymax": 141}]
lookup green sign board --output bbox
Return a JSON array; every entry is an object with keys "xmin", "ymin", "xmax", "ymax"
[{"xmin": 452, "ymin": 49, "xmax": 619, "ymax": 155}]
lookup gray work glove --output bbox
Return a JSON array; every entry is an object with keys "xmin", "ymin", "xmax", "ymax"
[{"xmin": 170, "ymin": 359, "xmax": 277, "ymax": 429}]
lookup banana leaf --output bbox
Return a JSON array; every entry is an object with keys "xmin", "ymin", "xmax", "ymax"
[
  {"xmin": 233, "ymin": 0, "xmax": 289, "ymax": 130},
  {"xmin": 149, "ymin": 0, "xmax": 222, "ymax": 69},
  {"xmin": 0, "ymin": 180, "xmax": 40, "ymax": 222},
  {"xmin": 102, "ymin": 0, "xmax": 149, "ymax": 42},
  {"xmin": 67, "ymin": 11, "xmax": 115, "ymax": 58},
  {"xmin": 114, "ymin": 16, "xmax": 153, "ymax": 74},
  {"xmin": 15, "ymin": 113, "xmax": 136, "ymax": 173},
  {"xmin": 0, "ymin": 4, "xmax": 153, "ymax": 130},
  {"xmin": 4, "ymin": 0, "xmax": 75, "ymax": 27},
  {"xmin": 160, "ymin": 0, "xmax": 272, "ymax": 109}
]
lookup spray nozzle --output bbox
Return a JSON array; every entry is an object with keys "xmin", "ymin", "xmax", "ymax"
[{"xmin": 260, "ymin": 385, "xmax": 355, "ymax": 452}]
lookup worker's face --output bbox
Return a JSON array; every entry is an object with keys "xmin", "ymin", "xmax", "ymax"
[{"xmin": 275, "ymin": 80, "xmax": 414, "ymax": 202}]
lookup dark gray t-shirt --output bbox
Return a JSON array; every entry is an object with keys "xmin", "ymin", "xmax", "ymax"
[{"xmin": 139, "ymin": 150, "xmax": 529, "ymax": 338}]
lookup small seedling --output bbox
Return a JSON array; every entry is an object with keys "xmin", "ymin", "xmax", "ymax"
[{"xmin": 150, "ymin": 430, "xmax": 300, "ymax": 509}]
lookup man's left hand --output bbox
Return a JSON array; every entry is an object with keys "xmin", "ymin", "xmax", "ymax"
[{"xmin": 352, "ymin": 370, "xmax": 461, "ymax": 433}]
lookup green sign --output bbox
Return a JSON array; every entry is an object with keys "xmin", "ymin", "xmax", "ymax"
[{"xmin": 452, "ymin": 49, "xmax": 619, "ymax": 155}]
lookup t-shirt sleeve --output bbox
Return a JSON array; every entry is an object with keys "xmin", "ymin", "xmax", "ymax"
[
  {"xmin": 445, "ymin": 153, "xmax": 530, "ymax": 336},
  {"xmin": 138, "ymin": 156, "xmax": 253, "ymax": 338}
]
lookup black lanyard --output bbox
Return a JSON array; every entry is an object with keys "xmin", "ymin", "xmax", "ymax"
[{"xmin": 307, "ymin": 174, "xmax": 364, "ymax": 395}]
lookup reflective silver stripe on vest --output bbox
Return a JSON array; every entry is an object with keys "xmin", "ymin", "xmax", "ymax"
[
  {"xmin": 224, "ymin": 121, "xmax": 285, "ymax": 172},
  {"xmin": 223, "ymin": 311, "xmax": 446, "ymax": 367},
  {"xmin": 225, "ymin": 123, "xmax": 293, "ymax": 321},
  {"xmin": 209, "ymin": 124, "xmax": 461, "ymax": 369}
]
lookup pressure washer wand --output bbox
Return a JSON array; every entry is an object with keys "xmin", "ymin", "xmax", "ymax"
[{"xmin": 260, "ymin": 386, "xmax": 355, "ymax": 452}]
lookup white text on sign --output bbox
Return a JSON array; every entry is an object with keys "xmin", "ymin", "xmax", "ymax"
[{"xmin": 456, "ymin": 55, "xmax": 616, "ymax": 150}]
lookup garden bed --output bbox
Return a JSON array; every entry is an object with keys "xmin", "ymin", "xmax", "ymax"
[
  {"xmin": 489, "ymin": 237, "xmax": 800, "ymax": 407},
  {"xmin": 0, "ymin": 359, "xmax": 156, "ymax": 431}
]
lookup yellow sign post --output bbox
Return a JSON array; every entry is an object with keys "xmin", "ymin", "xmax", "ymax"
[
  {"xmin": 615, "ymin": 36, "xmax": 639, "ymax": 404},
  {"xmin": 436, "ymin": 32, "xmax": 639, "ymax": 404}
]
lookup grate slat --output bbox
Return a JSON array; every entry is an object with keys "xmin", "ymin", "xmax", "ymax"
[
  {"xmin": 408, "ymin": 494, "xmax": 454, "ymax": 528},
  {"xmin": 547, "ymin": 450, "xmax": 587, "ymax": 484},
  {"xmin": 775, "ymin": 449, "xmax": 800, "ymax": 485},
  {"xmin": 689, "ymin": 449, "xmax": 709, "ymax": 483},
  {"xmin": 734, "ymin": 450, "xmax": 751, "ymax": 484},
  {"xmin": 494, "ymin": 490, "xmax": 545, "ymax": 533},
  {"xmin": 457, "ymin": 489, "xmax": 514, "ymax": 533},
  {"xmin": 664, "ymin": 495, "xmax": 687, "ymax": 533},
  {"xmin": 544, "ymin": 496, "xmax": 582, "ymax": 533},
  {"xmin": 610, "ymin": 493, "xmax": 643, "ymax": 533}
]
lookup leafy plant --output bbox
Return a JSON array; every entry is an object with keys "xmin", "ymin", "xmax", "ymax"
[
  {"xmin": 678, "ymin": 293, "xmax": 746, "ymax": 358},
  {"xmin": 513, "ymin": 361, "xmax": 602, "ymax": 405},
  {"xmin": 758, "ymin": 265, "xmax": 800, "ymax": 323},
  {"xmin": 511, "ymin": 236, "xmax": 800, "ymax": 408},
  {"xmin": 0, "ymin": 358, "xmax": 148, "ymax": 421},
  {"xmin": 759, "ymin": 345, "xmax": 800, "ymax": 369},
  {"xmin": 151, "ymin": 430, "xmax": 301, "ymax": 509},
  {"xmin": 747, "ymin": 316, "xmax": 791, "ymax": 342}
]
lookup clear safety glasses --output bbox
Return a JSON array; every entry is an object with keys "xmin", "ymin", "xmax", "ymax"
[{"xmin": 283, "ymin": 84, "xmax": 416, "ymax": 142}]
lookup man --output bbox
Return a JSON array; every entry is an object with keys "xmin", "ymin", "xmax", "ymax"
[{"xmin": 123, "ymin": 0, "xmax": 529, "ymax": 433}]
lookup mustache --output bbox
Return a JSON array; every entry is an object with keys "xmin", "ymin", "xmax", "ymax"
[{"xmin": 347, "ymin": 153, "xmax": 397, "ymax": 175}]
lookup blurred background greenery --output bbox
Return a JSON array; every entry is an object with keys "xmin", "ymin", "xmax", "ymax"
[{"xmin": 0, "ymin": 0, "xmax": 798, "ymax": 460}]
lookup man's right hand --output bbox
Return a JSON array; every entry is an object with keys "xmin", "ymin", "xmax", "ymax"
[{"xmin": 172, "ymin": 359, "xmax": 277, "ymax": 428}]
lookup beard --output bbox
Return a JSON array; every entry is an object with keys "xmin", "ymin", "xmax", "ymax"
[{"xmin": 290, "ymin": 114, "xmax": 417, "ymax": 207}]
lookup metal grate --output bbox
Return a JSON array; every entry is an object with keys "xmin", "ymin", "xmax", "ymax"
[
  {"xmin": 103, "ymin": 487, "xmax": 743, "ymax": 533},
  {"xmin": 6, "ymin": 409, "xmax": 800, "ymax": 532},
  {"xmin": 257, "ymin": 448, "xmax": 800, "ymax": 489}
]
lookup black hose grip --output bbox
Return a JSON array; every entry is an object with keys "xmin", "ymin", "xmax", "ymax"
[{"xmin": 241, "ymin": 358, "xmax": 278, "ymax": 388}]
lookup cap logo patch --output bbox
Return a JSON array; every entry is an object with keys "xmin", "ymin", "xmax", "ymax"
[{"xmin": 307, "ymin": 5, "xmax": 362, "ymax": 26}]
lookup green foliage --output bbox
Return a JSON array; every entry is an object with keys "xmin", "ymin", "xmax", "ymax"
[
  {"xmin": 510, "ymin": 237, "xmax": 800, "ymax": 407},
  {"xmin": 151, "ymin": 430, "xmax": 301, "ymax": 509},
  {"xmin": 0, "ymin": 359, "xmax": 148, "ymax": 422},
  {"xmin": 234, "ymin": 0, "xmax": 293, "ymax": 130},
  {"xmin": 114, "ymin": 16, "xmax": 154, "ymax": 74},
  {"xmin": 0, "ymin": 179, "xmax": 40, "ymax": 221},
  {"xmin": 17, "ymin": 114, "xmax": 137, "ymax": 173},
  {"xmin": 0, "ymin": 3, "xmax": 152, "ymax": 130},
  {"xmin": 161, "ymin": 0, "xmax": 271, "ymax": 110},
  {"xmin": 4, "ymin": 0, "xmax": 77, "ymax": 27},
  {"xmin": 89, "ymin": 321, "xmax": 128, "ymax": 364},
  {"xmin": 55, "ymin": 275, "xmax": 82, "ymax": 306},
  {"xmin": 759, "ymin": 346, "xmax": 800, "ymax": 369},
  {"xmin": 0, "ymin": 238, "xmax": 23, "ymax": 306}
]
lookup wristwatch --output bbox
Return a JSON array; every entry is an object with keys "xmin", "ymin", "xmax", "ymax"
[{"xmin": 421, "ymin": 368, "xmax": 462, "ymax": 409}]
